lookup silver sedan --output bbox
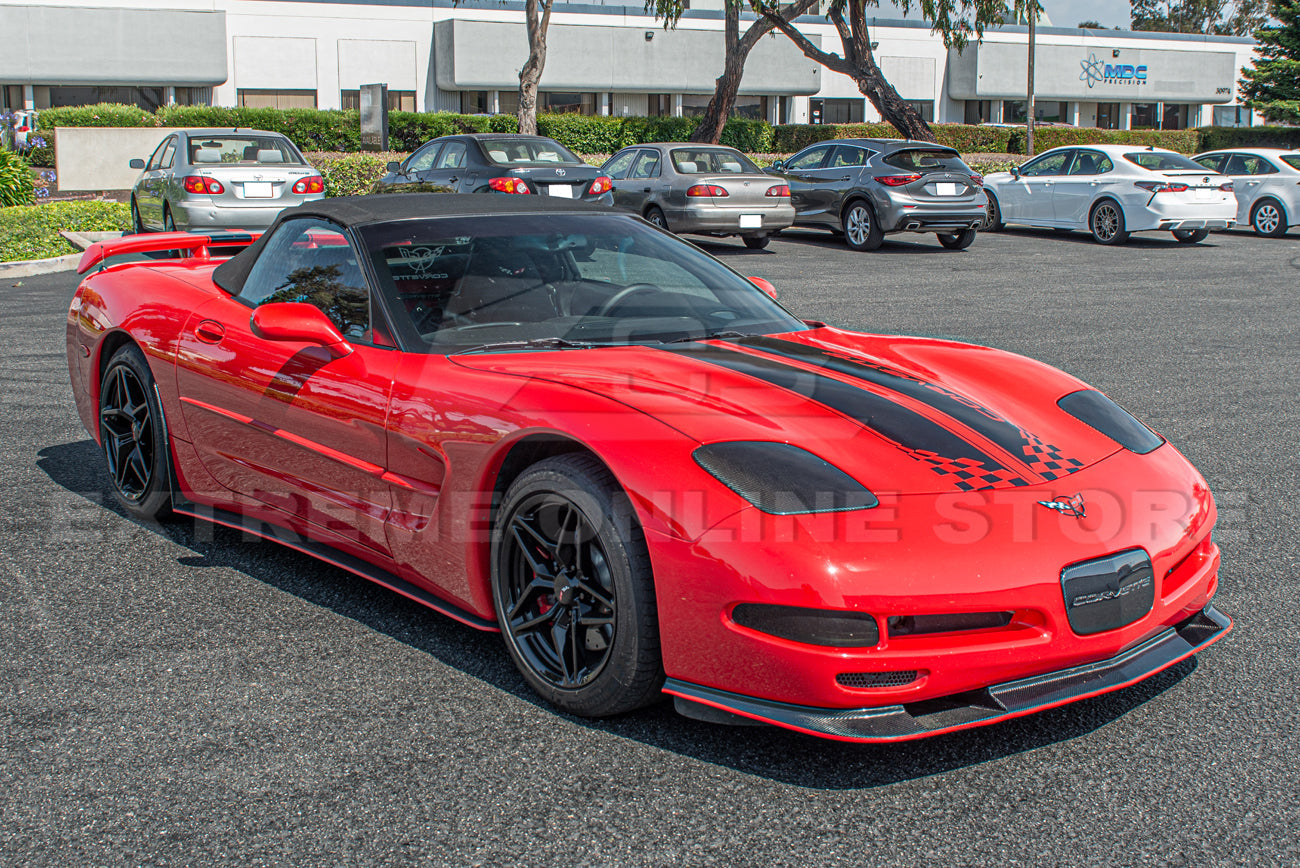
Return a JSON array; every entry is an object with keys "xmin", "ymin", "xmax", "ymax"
[
  {"xmin": 129, "ymin": 129, "xmax": 324, "ymax": 233},
  {"xmin": 1193, "ymin": 147, "xmax": 1300, "ymax": 237},
  {"xmin": 602, "ymin": 144, "xmax": 794, "ymax": 249}
]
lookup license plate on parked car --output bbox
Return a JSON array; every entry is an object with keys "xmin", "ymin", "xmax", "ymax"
[
  {"xmin": 243, "ymin": 182, "xmax": 272, "ymax": 199},
  {"xmin": 932, "ymin": 183, "xmax": 959, "ymax": 196},
  {"xmin": 739, "ymin": 214, "xmax": 762, "ymax": 228},
  {"xmin": 1194, "ymin": 187, "xmax": 1214, "ymax": 199},
  {"xmin": 547, "ymin": 184, "xmax": 574, "ymax": 198}
]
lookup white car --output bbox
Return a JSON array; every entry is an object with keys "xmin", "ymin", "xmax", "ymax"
[
  {"xmin": 1193, "ymin": 147, "xmax": 1300, "ymax": 238},
  {"xmin": 982, "ymin": 144, "xmax": 1236, "ymax": 245}
]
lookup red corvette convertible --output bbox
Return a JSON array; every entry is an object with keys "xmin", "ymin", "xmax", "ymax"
[{"xmin": 67, "ymin": 194, "xmax": 1230, "ymax": 742}]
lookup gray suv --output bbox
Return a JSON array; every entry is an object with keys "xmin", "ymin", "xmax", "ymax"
[{"xmin": 767, "ymin": 139, "xmax": 988, "ymax": 251}]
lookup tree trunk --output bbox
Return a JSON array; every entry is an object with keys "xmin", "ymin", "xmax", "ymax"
[
  {"xmin": 689, "ymin": 3, "xmax": 744, "ymax": 144},
  {"xmin": 852, "ymin": 58, "xmax": 935, "ymax": 142},
  {"xmin": 518, "ymin": 0, "xmax": 551, "ymax": 136}
]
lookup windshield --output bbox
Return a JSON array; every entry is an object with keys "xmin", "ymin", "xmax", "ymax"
[
  {"xmin": 883, "ymin": 149, "xmax": 967, "ymax": 172},
  {"xmin": 1282, "ymin": 155, "xmax": 1300, "ymax": 171},
  {"xmin": 481, "ymin": 138, "xmax": 585, "ymax": 166},
  {"xmin": 188, "ymin": 135, "xmax": 303, "ymax": 166},
  {"xmin": 670, "ymin": 148, "xmax": 761, "ymax": 174},
  {"xmin": 359, "ymin": 213, "xmax": 805, "ymax": 351},
  {"xmin": 1123, "ymin": 151, "xmax": 1207, "ymax": 172}
]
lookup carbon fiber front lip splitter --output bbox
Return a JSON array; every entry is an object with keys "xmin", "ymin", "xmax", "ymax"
[{"xmin": 664, "ymin": 605, "xmax": 1232, "ymax": 742}]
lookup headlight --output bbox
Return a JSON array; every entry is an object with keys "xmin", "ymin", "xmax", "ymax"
[
  {"xmin": 693, "ymin": 441, "xmax": 878, "ymax": 515},
  {"xmin": 1058, "ymin": 390, "xmax": 1163, "ymax": 454},
  {"xmin": 732, "ymin": 603, "xmax": 880, "ymax": 647}
]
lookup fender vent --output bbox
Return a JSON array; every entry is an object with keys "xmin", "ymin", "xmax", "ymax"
[{"xmin": 836, "ymin": 671, "xmax": 920, "ymax": 689}]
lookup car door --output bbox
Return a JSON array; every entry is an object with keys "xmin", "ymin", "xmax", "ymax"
[
  {"xmin": 603, "ymin": 148, "xmax": 640, "ymax": 211},
  {"xmin": 419, "ymin": 140, "xmax": 476, "ymax": 192},
  {"xmin": 138, "ymin": 136, "xmax": 174, "ymax": 228},
  {"xmin": 781, "ymin": 144, "xmax": 835, "ymax": 225},
  {"xmin": 1002, "ymin": 150, "xmax": 1073, "ymax": 224},
  {"xmin": 388, "ymin": 141, "xmax": 442, "ymax": 192},
  {"xmin": 1052, "ymin": 149, "xmax": 1113, "ymax": 227},
  {"xmin": 1228, "ymin": 153, "xmax": 1279, "ymax": 223},
  {"xmin": 174, "ymin": 216, "xmax": 402, "ymax": 559},
  {"xmin": 624, "ymin": 149, "xmax": 663, "ymax": 215},
  {"xmin": 824, "ymin": 144, "xmax": 873, "ymax": 220}
]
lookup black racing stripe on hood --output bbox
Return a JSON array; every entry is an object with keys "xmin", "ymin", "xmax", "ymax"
[
  {"xmin": 734, "ymin": 336, "xmax": 1085, "ymax": 481},
  {"xmin": 661, "ymin": 343, "xmax": 1029, "ymax": 491}
]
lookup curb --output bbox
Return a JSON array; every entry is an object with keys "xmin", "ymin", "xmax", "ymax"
[{"xmin": 1, "ymin": 231, "xmax": 124, "ymax": 279}]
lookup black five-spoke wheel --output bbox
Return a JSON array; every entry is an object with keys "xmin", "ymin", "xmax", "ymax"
[
  {"xmin": 492, "ymin": 454, "xmax": 662, "ymax": 717},
  {"xmin": 99, "ymin": 344, "xmax": 174, "ymax": 519}
]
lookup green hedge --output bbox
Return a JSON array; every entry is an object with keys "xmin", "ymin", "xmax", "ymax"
[
  {"xmin": 1009, "ymin": 127, "xmax": 1200, "ymax": 154},
  {"xmin": 0, "ymin": 200, "xmax": 129, "ymax": 262},
  {"xmin": 1195, "ymin": 125, "xmax": 1300, "ymax": 151},
  {"xmin": 774, "ymin": 123, "xmax": 1017, "ymax": 154},
  {"xmin": 305, "ymin": 151, "xmax": 407, "ymax": 197}
]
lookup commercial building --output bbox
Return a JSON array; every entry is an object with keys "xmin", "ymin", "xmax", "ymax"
[{"xmin": 0, "ymin": 0, "xmax": 1261, "ymax": 129}]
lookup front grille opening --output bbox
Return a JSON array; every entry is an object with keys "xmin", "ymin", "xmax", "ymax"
[
  {"xmin": 887, "ymin": 612, "xmax": 1013, "ymax": 637},
  {"xmin": 836, "ymin": 671, "xmax": 921, "ymax": 689}
]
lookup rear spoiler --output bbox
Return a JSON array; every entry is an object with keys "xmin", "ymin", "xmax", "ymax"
[{"xmin": 77, "ymin": 230, "xmax": 261, "ymax": 275}]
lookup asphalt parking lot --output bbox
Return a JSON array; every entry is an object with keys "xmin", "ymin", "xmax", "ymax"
[{"xmin": 3, "ymin": 225, "xmax": 1297, "ymax": 866}]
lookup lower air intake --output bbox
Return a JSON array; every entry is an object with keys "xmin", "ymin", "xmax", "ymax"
[{"xmin": 836, "ymin": 671, "xmax": 920, "ymax": 689}]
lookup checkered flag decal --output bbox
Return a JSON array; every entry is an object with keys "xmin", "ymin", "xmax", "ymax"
[
  {"xmin": 907, "ymin": 450, "xmax": 1031, "ymax": 491},
  {"xmin": 1016, "ymin": 428, "xmax": 1085, "ymax": 480}
]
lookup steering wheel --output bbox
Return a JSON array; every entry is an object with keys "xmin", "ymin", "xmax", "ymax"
[{"xmin": 596, "ymin": 283, "xmax": 662, "ymax": 317}]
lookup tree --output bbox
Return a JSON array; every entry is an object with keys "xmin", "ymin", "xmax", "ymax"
[
  {"xmin": 758, "ymin": 0, "xmax": 1043, "ymax": 142},
  {"xmin": 1130, "ymin": 0, "xmax": 1269, "ymax": 35},
  {"xmin": 1077, "ymin": 19, "xmax": 1105, "ymax": 27},
  {"xmin": 647, "ymin": 0, "xmax": 821, "ymax": 144},
  {"xmin": 517, "ymin": 0, "xmax": 555, "ymax": 135},
  {"xmin": 1240, "ymin": 0, "xmax": 1300, "ymax": 123}
]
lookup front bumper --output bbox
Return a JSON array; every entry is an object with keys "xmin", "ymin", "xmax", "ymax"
[{"xmin": 667, "ymin": 604, "xmax": 1231, "ymax": 742}]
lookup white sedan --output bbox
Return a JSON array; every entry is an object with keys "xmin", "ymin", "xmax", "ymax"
[
  {"xmin": 982, "ymin": 144, "xmax": 1236, "ymax": 245},
  {"xmin": 1193, "ymin": 147, "xmax": 1300, "ymax": 237}
]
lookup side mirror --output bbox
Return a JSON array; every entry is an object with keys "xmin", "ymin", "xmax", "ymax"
[
  {"xmin": 770, "ymin": 160, "xmax": 785, "ymax": 171},
  {"xmin": 129, "ymin": 158, "xmax": 146, "ymax": 170},
  {"xmin": 749, "ymin": 277, "xmax": 778, "ymax": 300},
  {"xmin": 1010, "ymin": 166, "xmax": 1021, "ymax": 178},
  {"xmin": 386, "ymin": 161, "xmax": 401, "ymax": 173},
  {"xmin": 251, "ymin": 303, "xmax": 353, "ymax": 357}
]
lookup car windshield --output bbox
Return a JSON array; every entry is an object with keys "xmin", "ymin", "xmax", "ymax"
[
  {"xmin": 1281, "ymin": 155, "xmax": 1300, "ymax": 171},
  {"xmin": 669, "ymin": 149, "xmax": 761, "ymax": 174},
  {"xmin": 1123, "ymin": 151, "xmax": 1207, "ymax": 172},
  {"xmin": 481, "ymin": 138, "xmax": 585, "ymax": 166},
  {"xmin": 188, "ymin": 136, "xmax": 303, "ymax": 166},
  {"xmin": 882, "ymin": 149, "xmax": 966, "ymax": 172},
  {"xmin": 359, "ymin": 213, "xmax": 805, "ymax": 351}
]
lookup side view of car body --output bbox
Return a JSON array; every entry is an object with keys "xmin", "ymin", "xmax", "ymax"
[
  {"xmin": 982, "ymin": 144, "xmax": 1236, "ymax": 245},
  {"xmin": 373, "ymin": 133, "xmax": 615, "ymax": 205},
  {"xmin": 129, "ymin": 129, "xmax": 324, "ymax": 232},
  {"xmin": 765, "ymin": 139, "xmax": 987, "ymax": 251},
  {"xmin": 601, "ymin": 143, "xmax": 794, "ymax": 248},
  {"xmin": 1193, "ymin": 147, "xmax": 1300, "ymax": 237}
]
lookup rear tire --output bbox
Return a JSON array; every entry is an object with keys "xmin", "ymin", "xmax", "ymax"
[
  {"xmin": 99, "ymin": 343, "xmax": 175, "ymax": 521},
  {"xmin": 742, "ymin": 235, "xmax": 769, "ymax": 250},
  {"xmin": 1250, "ymin": 199, "xmax": 1287, "ymax": 237},
  {"xmin": 1089, "ymin": 200, "xmax": 1128, "ymax": 245},
  {"xmin": 1173, "ymin": 228, "xmax": 1209, "ymax": 244},
  {"xmin": 842, "ymin": 199, "xmax": 884, "ymax": 251},
  {"xmin": 644, "ymin": 206, "xmax": 668, "ymax": 231},
  {"xmin": 937, "ymin": 228, "xmax": 977, "ymax": 250}
]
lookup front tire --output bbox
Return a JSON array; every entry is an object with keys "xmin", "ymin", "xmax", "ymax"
[
  {"xmin": 1173, "ymin": 228, "xmax": 1209, "ymax": 244},
  {"xmin": 981, "ymin": 192, "xmax": 1004, "ymax": 231},
  {"xmin": 163, "ymin": 205, "xmax": 176, "ymax": 232},
  {"xmin": 1251, "ymin": 199, "xmax": 1287, "ymax": 237},
  {"xmin": 842, "ymin": 199, "xmax": 884, "ymax": 251},
  {"xmin": 1090, "ymin": 200, "xmax": 1129, "ymax": 245},
  {"xmin": 937, "ymin": 228, "xmax": 977, "ymax": 250},
  {"xmin": 742, "ymin": 234, "xmax": 769, "ymax": 250},
  {"xmin": 99, "ymin": 343, "xmax": 174, "ymax": 520},
  {"xmin": 492, "ymin": 454, "xmax": 663, "ymax": 717},
  {"xmin": 130, "ymin": 198, "xmax": 145, "ymax": 234}
]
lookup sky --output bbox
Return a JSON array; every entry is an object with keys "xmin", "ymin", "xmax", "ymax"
[{"xmin": 1041, "ymin": 0, "xmax": 1134, "ymax": 29}]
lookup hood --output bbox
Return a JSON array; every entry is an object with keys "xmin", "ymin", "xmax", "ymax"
[{"xmin": 452, "ymin": 327, "xmax": 1126, "ymax": 495}]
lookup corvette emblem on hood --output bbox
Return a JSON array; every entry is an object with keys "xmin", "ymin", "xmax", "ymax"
[{"xmin": 1038, "ymin": 493, "xmax": 1087, "ymax": 518}]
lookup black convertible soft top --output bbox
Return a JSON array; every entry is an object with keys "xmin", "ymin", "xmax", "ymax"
[{"xmin": 213, "ymin": 193, "xmax": 615, "ymax": 294}]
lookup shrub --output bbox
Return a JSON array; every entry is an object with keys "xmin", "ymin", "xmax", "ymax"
[
  {"xmin": 1195, "ymin": 125, "xmax": 1300, "ymax": 152},
  {"xmin": 537, "ymin": 114, "xmax": 626, "ymax": 154},
  {"xmin": 36, "ymin": 103, "xmax": 158, "ymax": 130},
  {"xmin": 305, "ymin": 151, "xmax": 407, "ymax": 197},
  {"xmin": 719, "ymin": 118, "xmax": 775, "ymax": 153},
  {"xmin": 0, "ymin": 151, "xmax": 35, "ymax": 207},
  {"xmin": 1011, "ymin": 127, "xmax": 1200, "ymax": 154},
  {"xmin": 157, "ymin": 105, "xmax": 364, "ymax": 152},
  {"xmin": 0, "ymin": 200, "xmax": 129, "ymax": 262}
]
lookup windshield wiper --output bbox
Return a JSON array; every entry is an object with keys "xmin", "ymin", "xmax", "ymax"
[
  {"xmin": 449, "ymin": 337, "xmax": 604, "ymax": 356},
  {"xmin": 663, "ymin": 330, "xmax": 760, "ymax": 344}
]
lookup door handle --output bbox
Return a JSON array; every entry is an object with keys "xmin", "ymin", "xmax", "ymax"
[
  {"xmin": 194, "ymin": 320, "xmax": 225, "ymax": 343},
  {"xmin": 642, "ymin": 187, "xmax": 651, "ymax": 193}
]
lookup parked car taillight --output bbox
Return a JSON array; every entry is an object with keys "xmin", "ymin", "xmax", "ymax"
[
  {"xmin": 765, "ymin": 184, "xmax": 790, "ymax": 197},
  {"xmin": 183, "ymin": 176, "xmax": 223, "ymax": 194},
  {"xmin": 292, "ymin": 176, "xmax": 324, "ymax": 194},
  {"xmin": 687, "ymin": 184, "xmax": 729, "ymax": 197},
  {"xmin": 874, "ymin": 174, "xmax": 922, "ymax": 187},
  {"xmin": 969, "ymin": 173, "xmax": 984, "ymax": 186},
  {"xmin": 587, "ymin": 176, "xmax": 613, "ymax": 195},
  {"xmin": 489, "ymin": 177, "xmax": 532, "ymax": 194},
  {"xmin": 1135, "ymin": 181, "xmax": 1189, "ymax": 193},
  {"xmin": 1220, "ymin": 181, "xmax": 1234, "ymax": 191}
]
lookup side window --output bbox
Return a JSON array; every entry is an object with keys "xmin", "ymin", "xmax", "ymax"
[
  {"xmin": 240, "ymin": 219, "xmax": 371, "ymax": 341},
  {"xmin": 159, "ymin": 137, "xmax": 177, "ymax": 170},
  {"xmin": 146, "ymin": 139, "xmax": 169, "ymax": 171},
  {"xmin": 1068, "ymin": 150, "xmax": 1109, "ymax": 175},
  {"xmin": 1244, "ymin": 156, "xmax": 1278, "ymax": 175},
  {"xmin": 406, "ymin": 143, "xmax": 443, "ymax": 174},
  {"xmin": 787, "ymin": 146, "xmax": 830, "ymax": 171},
  {"xmin": 1020, "ymin": 151, "xmax": 1071, "ymax": 177},
  {"xmin": 1195, "ymin": 154, "xmax": 1227, "ymax": 173},
  {"xmin": 1224, "ymin": 154, "xmax": 1252, "ymax": 175},
  {"xmin": 829, "ymin": 146, "xmax": 869, "ymax": 168},
  {"xmin": 630, "ymin": 151, "xmax": 661, "ymax": 180},
  {"xmin": 603, "ymin": 150, "xmax": 637, "ymax": 180},
  {"xmin": 437, "ymin": 142, "xmax": 467, "ymax": 169}
]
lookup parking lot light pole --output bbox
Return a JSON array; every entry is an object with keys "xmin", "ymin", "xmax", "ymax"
[{"xmin": 1027, "ymin": 9, "xmax": 1036, "ymax": 156}]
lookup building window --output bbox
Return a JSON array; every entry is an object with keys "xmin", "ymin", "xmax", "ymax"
[
  {"xmin": 2, "ymin": 85, "xmax": 23, "ymax": 110},
  {"xmin": 461, "ymin": 91, "xmax": 490, "ymax": 114},
  {"xmin": 647, "ymin": 94, "xmax": 673, "ymax": 117},
  {"xmin": 904, "ymin": 100, "xmax": 934, "ymax": 122},
  {"xmin": 174, "ymin": 87, "xmax": 212, "ymax": 106},
  {"xmin": 1096, "ymin": 102, "xmax": 1120, "ymax": 130},
  {"xmin": 539, "ymin": 92, "xmax": 597, "ymax": 115},
  {"xmin": 238, "ymin": 89, "xmax": 318, "ymax": 109},
  {"xmin": 810, "ymin": 98, "xmax": 864, "ymax": 125},
  {"xmin": 964, "ymin": 100, "xmax": 993, "ymax": 125},
  {"xmin": 1213, "ymin": 105, "xmax": 1252, "ymax": 127},
  {"xmin": 48, "ymin": 85, "xmax": 167, "ymax": 111},
  {"xmin": 682, "ymin": 94, "xmax": 769, "ymax": 120},
  {"xmin": 1035, "ymin": 101, "xmax": 1069, "ymax": 123},
  {"xmin": 1132, "ymin": 103, "xmax": 1157, "ymax": 129},
  {"xmin": 341, "ymin": 90, "xmax": 415, "ymax": 112},
  {"xmin": 498, "ymin": 90, "xmax": 520, "ymax": 117},
  {"xmin": 1003, "ymin": 100, "xmax": 1028, "ymax": 124},
  {"xmin": 1161, "ymin": 103, "xmax": 1189, "ymax": 130}
]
